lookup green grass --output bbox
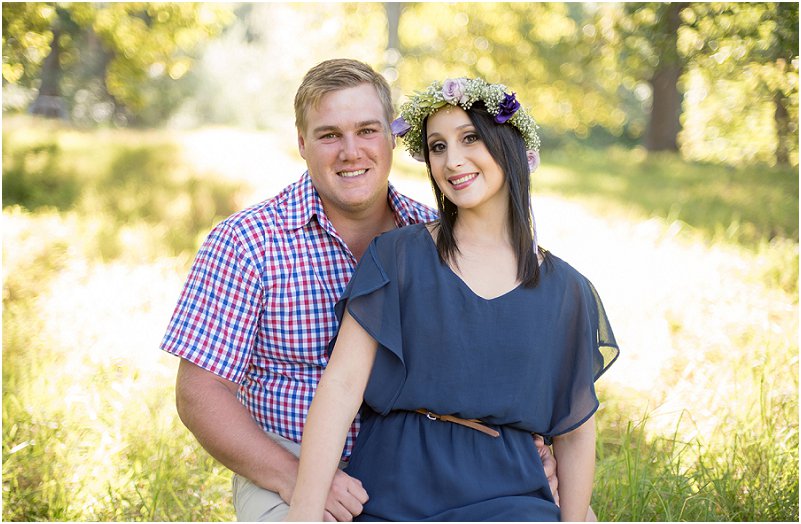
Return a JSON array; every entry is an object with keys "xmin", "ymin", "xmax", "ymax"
[
  {"xmin": 3, "ymin": 115, "xmax": 798, "ymax": 521},
  {"xmin": 540, "ymin": 145, "xmax": 799, "ymax": 248},
  {"xmin": 594, "ymin": 378, "xmax": 798, "ymax": 521},
  {"xmin": 2, "ymin": 116, "xmax": 243, "ymax": 258}
]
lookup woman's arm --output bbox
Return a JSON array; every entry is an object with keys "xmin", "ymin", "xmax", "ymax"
[
  {"xmin": 285, "ymin": 310, "xmax": 378, "ymax": 521},
  {"xmin": 552, "ymin": 416, "xmax": 596, "ymax": 522}
]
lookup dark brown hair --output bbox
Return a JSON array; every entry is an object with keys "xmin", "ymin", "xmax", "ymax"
[{"xmin": 423, "ymin": 101, "xmax": 543, "ymax": 287}]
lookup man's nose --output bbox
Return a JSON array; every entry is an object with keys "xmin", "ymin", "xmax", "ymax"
[{"xmin": 339, "ymin": 135, "xmax": 362, "ymax": 161}]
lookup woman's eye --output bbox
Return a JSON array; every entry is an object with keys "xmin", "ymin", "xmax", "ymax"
[
  {"xmin": 429, "ymin": 142, "xmax": 445, "ymax": 153},
  {"xmin": 464, "ymin": 133, "xmax": 479, "ymax": 144}
]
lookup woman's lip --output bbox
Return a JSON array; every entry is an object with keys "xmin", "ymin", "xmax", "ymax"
[{"xmin": 448, "ymin": 173, "xmax": 479, "ymax": 189}]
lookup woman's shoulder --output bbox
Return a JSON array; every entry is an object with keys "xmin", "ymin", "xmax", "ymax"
[{"xmin": 542, "ymin": 251, "xmax": 594, "ymax": 289}]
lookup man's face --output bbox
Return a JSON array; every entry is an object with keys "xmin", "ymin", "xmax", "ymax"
[{"xmin": 298, "ymin": 83, "xmax": 394, "ymax": 219}]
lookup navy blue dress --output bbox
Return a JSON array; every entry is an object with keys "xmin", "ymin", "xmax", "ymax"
[{"xmin": 328, "ymin": 223, "xmax": 618, "ymax": 521}]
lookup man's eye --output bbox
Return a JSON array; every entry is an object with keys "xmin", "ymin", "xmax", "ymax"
[{"xmin": 360, "ymin": 128, "xmax": 377, "ymax": 135}]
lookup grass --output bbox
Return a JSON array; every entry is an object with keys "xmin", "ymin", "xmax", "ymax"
[
  {"xmin": 3, "ymin": 115, "xmax": 798, "ymax": 521},
  {"xmin": 541, "ymin": 145, "xmax": 798, "ymax": 248}
]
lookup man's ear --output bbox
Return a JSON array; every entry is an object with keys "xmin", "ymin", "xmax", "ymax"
[{"xmin": 297, "ymin": 129, "xmax": 307, "ymax": 160}]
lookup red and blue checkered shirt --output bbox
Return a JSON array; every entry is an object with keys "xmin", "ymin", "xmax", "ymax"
[{"xmin": 161, "ymin": 172, "xmax": 436, "ymax": 457}]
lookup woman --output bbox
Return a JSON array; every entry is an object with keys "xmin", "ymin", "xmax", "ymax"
[{"xmin": 287, "ymin": 78, "xmax": 619, "ymax": 521}]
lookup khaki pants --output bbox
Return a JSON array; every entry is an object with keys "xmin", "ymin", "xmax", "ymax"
[{"xmin": 232, "ymin": 431, "xmax": 346, "ymax": 521}]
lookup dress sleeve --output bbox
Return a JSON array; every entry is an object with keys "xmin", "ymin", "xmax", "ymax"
[
  {"xmin": 545, "ymin": 274, "xmax": 619, "ymax": 439},
  {"xmin": 328, "ymin": 236, "xmax": 405, "ymax": 414}
]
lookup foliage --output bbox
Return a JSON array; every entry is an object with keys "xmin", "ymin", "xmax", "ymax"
[
  {"xmin": 1, "ymin": 117, "xmax": 246, "ymax": 519},
  {"xmin": 170, "ymin": 2, "xmax": 387, "ymax": 129},
  {"xmin": 539, "ymin": 145, "xmax": 798, "ymax": 248},
  {"xmin": 2, "ymin": 223, "xmax": 235, "ymax": 519},
  {"xmin": 677, "ymin": 2, "xmax": 799, "ymax": 165},
  {"xmin": 594, "ymin": 387, "xmax": 798, "ymax": 521},
  {"xmin": 1, "ymin": 3, "xmax": 58, "ymax": 86},
  {"xmin": 2, "ymin": 2, "xmax": 234, "ymax": 125},
  {"xmin": 397, "ymin": 3, "xmax": 631, "ymax": 141},
  {"xmin": 3, "ymin": 3, "xmax": 797, "ymax": 164},
  {"xmin": 2, "ymin": 115, "xmax": 243, "ymax": 256},
  {"xmin": 394, "ymin": 2, "xmax": 798, "ymax": 166}
]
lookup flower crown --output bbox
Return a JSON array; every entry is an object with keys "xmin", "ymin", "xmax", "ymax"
[{"xmin": 391, "ymin": 78, "xmax": 541, "ymax": 161}]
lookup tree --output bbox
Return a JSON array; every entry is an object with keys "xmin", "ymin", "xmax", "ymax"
[
  {"xmin": 396, "ymin": 2, "xmax": 630, "ymax": 142},
  {"xmin": 645, "ymin": 2, "xmax": 689, "ymax": 151},
  {"xmin": 767, "ymin": 2, "xmax": 798, "ymax": 165},
  {"xmin": 603, "ymin": 2, "xmax": 797, "ymax": 165},
  {"xmin": 27, "ymin": 6, "xmax": 71, "ymax": 118},
  {"xmin": 615, "ymin": 3, "xmax": 690, "ymax": 152},
  {"xmin": 679, "ymin": 2, "xmax": 799, "ymax": 166},
  {"xmin": 2, "ymin": 2, "xmax": 233, "ymax": 125}
]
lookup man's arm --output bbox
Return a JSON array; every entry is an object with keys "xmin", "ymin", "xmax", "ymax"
[
  {"xmin": 176, "ymin": 360, "xmax": 300, "ymax": 500},
  {"xmin": 175, "ymin": 359, "xmax": 367, "ymax": 521}
]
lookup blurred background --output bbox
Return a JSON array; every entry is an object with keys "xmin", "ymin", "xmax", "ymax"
[{"xmin": 2, "ymin": 2, "xmax": 798, "ymax": 521}]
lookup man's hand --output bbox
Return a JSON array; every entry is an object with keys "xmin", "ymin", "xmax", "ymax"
[
  {"xmin": 533, "ymin": 434, "xmax": 559, "ymax": 506},
  {"xmin": 322, "ymin": 470, "xmax": 369, "ymax": 522}
]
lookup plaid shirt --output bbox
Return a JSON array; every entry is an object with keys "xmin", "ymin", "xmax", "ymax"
[{"xmin": 161, "ymin": 172, "xmax": 435, "ymax": 457}]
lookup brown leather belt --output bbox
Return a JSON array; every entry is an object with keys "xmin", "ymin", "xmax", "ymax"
[{"xmin": 414, "ymin": 409, "xmax": 500, "ymax": 438}]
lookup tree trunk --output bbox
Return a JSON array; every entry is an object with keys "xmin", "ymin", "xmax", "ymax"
[
  {"xmin": 87, "ymin": 28, "xmax": 126, "ymax": 124},
  {"xmin": 29, "ymin": 26, "xmax": 68, "ymax": 119},
  {"xmin": 386, "ymin": 2, "xmax": 402, "ymax": 54},
  {"xmin": 383, "ymin": 2, "xmax": 402, "ymax": 100},
  {"xmin": 646, "ymin": 64, "xmax": 682, "ymax": 151},
  {"xmin": 774, "ymin": 91, "xmax": 790, "ymax": 165},
  {"xmin": 644, "ymin": 2, "xmax": 689, "ymax": 152},
  {"xmin": 772, "ymin": 2, "xmax": 798, "ymax": 165}
]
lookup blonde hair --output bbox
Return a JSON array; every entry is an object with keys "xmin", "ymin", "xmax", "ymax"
[{"xmin": 294, "ymin": 58, "xmax": 394, "ymax": 133}]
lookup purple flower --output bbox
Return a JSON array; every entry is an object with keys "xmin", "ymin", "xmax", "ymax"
[
  {"xmin": 390, "ymin": 116, "xmax": 411, "ymax": 137},
  {"xmin": 495, "ymin": 92, "xmax": 520, "ymax": 124},
  {"xmin": 442, "ymin": 78, "xmax": 469, "ymax": 105}
]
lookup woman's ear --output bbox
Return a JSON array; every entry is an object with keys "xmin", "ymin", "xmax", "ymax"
[{"xmin": 527, "ymin": 150, "xmax": 540, "ymax": 172}]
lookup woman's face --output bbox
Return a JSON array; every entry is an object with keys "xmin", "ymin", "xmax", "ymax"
[{"xmin": 425, "ymin": 106, "xmax": 507, "ymax": 215}]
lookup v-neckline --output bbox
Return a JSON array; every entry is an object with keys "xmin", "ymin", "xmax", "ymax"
[{"xmin": 419, "ymin": 224, "xmax": 523, "ymax": 303}]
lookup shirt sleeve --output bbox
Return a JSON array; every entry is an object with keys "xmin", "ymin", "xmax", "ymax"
[
  {"xmin": 328, "ymin": 236, "xmax": 405, "ymax": 414},
  {"xmin": 160, "ymin": 221, "xmax": 263, "ymax": 384},
  {"xmin": 544, "ymin": 274, "xmax": 619, "ymax": 439}
]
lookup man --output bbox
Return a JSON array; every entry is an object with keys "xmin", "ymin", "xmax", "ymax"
[{"xmin": 161, "ymin": 58, "xmax": 559, "ymax": 522}]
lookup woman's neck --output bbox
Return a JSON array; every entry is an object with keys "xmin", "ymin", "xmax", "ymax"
[{"xmin": 453, "ymin": 204, "xmax": 511, "ymax": 249}]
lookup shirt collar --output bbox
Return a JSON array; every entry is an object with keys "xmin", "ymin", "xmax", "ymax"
[
  {"xmin": 284, "ymin": 172, "xmax": 326, "ymax": 231},
  {"xmin": 387, "ymin": 182, "xmax": 420, "ymax": 228},
  {"xmin": 285, "ymin": 171, "xmax": 418, "ymax": 231}
]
